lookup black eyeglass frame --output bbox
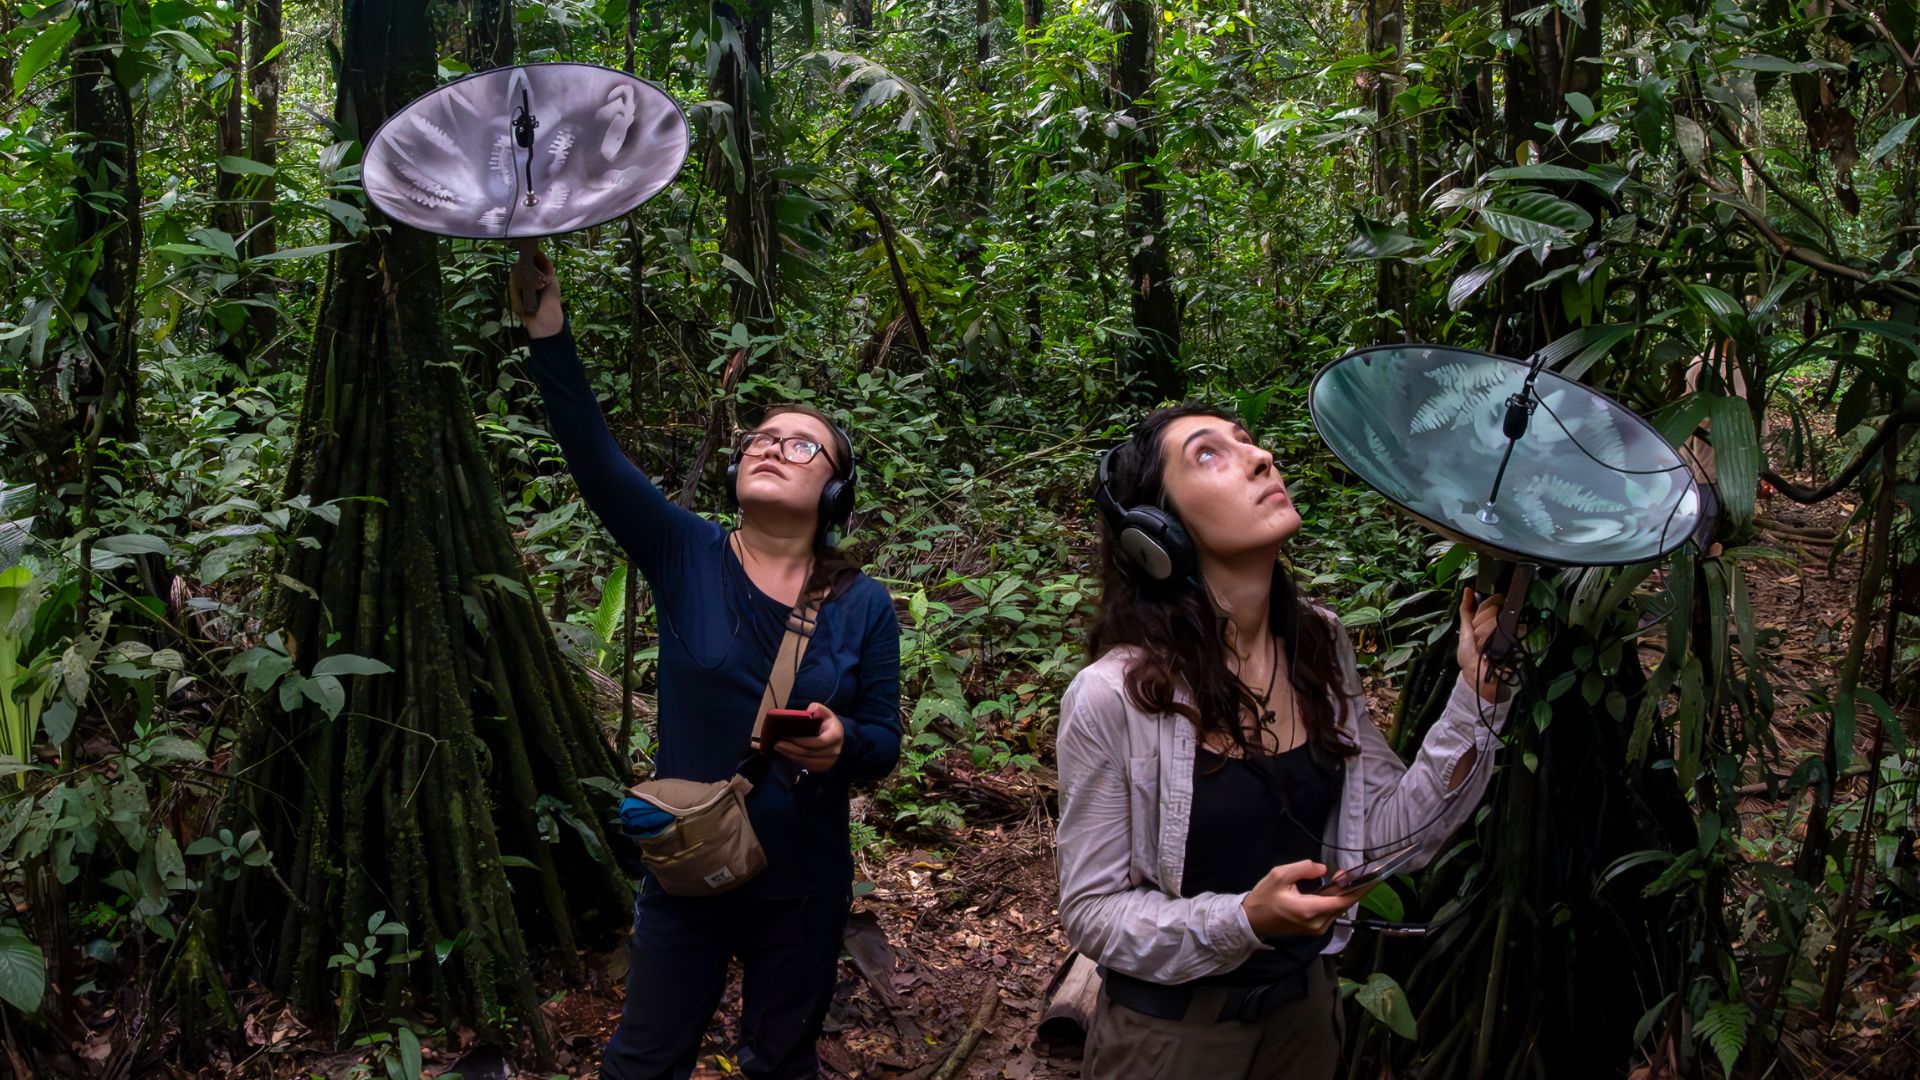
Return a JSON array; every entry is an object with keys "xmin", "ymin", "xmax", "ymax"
[{"xmin": 735, "ymin": 431, "xmax": 838, "ymax": 469}]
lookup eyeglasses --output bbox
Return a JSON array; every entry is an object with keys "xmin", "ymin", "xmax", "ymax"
[{"xmin": 736, "ymin": 431, "xmax": 833, "ymax": 467}]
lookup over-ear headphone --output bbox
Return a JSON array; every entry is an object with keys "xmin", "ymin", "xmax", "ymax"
[
  {"xmin": 1092, "ymin": 445, "xmax": 1195, "ymax": 583},
  {"xmin": 726, "ymin": 421, "xmax": 859, "ymax": 536}
]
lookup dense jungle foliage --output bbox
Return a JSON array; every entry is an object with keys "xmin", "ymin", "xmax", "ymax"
[{"xmin": 0, "ymin": 0, "xmax": 1917, "ymax": 1076}]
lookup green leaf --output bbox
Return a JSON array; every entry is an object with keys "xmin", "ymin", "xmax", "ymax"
[
  {"xmin": 96, "ymin": 533, "xmax": 173, "ymax": 556},
  {"xmin": 1482, "ymin": 191, "xmax": 1592, "ymax": 248},
  {"xmin": 398, "ymin": 1027, "xmax": 423, "ymax": 1080},
  {"xmin": 1832, "ymin": 692, "xmax": 1856, "ymax": 774},
  {"xmin": 591, "ymin": 564, "xmax": 629, "ymax": 650},
  {"xmin": 14, "ymin": 16, "xmax": 79, "ymax": 96},
  {"xmin": 1674, "ymin": 115, "xmax": 1708, "ymax": 167},
  {"xmin": 218, "ymin": 156, "xmax": 276, "ymax": 176},
  {"xmin": 41, "ymin": 698, "xmax": 76, "ymax": 744},
  {"xmin": 1358, "ymin": 880, "xmax": 1404, "ymax": 921},
  {"xmin": 1448, "ymin": 263, "xmax": 1500, "ymax": 311},
  {"xmin": 1698, "ymin": 1000, "xmax": 1751, "ymax": 1075},
  {"xmin": 1706, "ymin": 393, "xmax": 1759, "ymax": 531},
  {"xmin": 1868, "ymin": 116, "xmax": 1920, "ymax": 167},
  {"xmin": 0, "ymin": 926, "xmax": 47, "ymax": 1014},
  {"xmin": 151, "ymin": 242, "xmax": 229, "ymax": 260},
  {"xmin": 1854, "ymin": 687, "xmax": 1907, "ymax": 756},
  {"xmin": 301, "ymin": 674, "xmax": 347, "ymax": 719},
  {"xmin": 249, "ymin": 243, "xmax": 353, "ymax": 263},
  {"xmin": 145, "ymin": 734, "xmax": 208, "ymax": 764},
  {"xmin": 310, "ymin": 654, "xmax": 394, "ymax": 678},
  {"xmin": 1346, "ymin": 214, "xmax": 1422, "ymax": 258},
  {"xmin": 1485, "ymin": 164, "xmax": 1614, "ymax": 192},
  {"xmin": 152, "ymin": 28, "xmax": 218, "ymax": 68},
  {"xmin": 1682, "ymin": 283, "xmax": 1752, "ymax": 343},
  {"xmin": 1354, "ymin": 972, "xmax": 1418, "ymax": 1039},
  {"xmin": 1727, "ymin": 55, "xmax": 1821, "ymax": 74},
  {"xmin": 1640, "ymin": 847, "xmax": 1700, "ymax": 897},
  {"xmin": 1532, "ymin": 323, "xmax": 1637, "ymax": 379}
]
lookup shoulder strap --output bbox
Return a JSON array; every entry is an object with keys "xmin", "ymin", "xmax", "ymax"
[{"xmin": 748, "ymin": 594, "xmax": 821, "ymax": 755}]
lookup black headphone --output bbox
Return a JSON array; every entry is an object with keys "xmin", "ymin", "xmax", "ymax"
[
  {"xmin": 1092, "ymin": 445, "xmax": 1196, "ymax": 583},
  {"xmin": 726, "ymin": 420, "xmax": 859, "ymax": 536}
]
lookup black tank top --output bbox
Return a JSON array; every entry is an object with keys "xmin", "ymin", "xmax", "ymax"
[{"xmin": 1180, "ymin": 741, "xmax": 1340, "ymax": 986}]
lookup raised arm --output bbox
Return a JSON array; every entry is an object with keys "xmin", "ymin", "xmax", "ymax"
[
  {"xmin": 1324, "ymin": 598, "xmax": 1512, "ymax": 864},
  {"xmin": 516, "ymin": 250, "xmax": 717, "ymax": 580}
]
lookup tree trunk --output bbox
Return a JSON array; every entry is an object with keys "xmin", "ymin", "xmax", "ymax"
[
  {"xmin": 847, "ymin": 0, "xmax": 873, "ymax": 44},
  {"xmin": 1368, "ymin": 0, "xmax": 1409, "ymax": 341},
  {"xmin": 1497, "ymin": 0, "xmax": 1603, "ymax": 356},
  {"xmin": 1023, "ymin": 0, "xmax": 1043, "ymax": 34},
  {"xmin": 716, "ymin": 2, "xmax": 777, "ymax": 330},
  {"xmin": 219, "ymin": 0, "xmax": 630, "ymax": 1052},
  {"xmin": 214, "ymin": 22, "xmax": 246, "ymax": 239},
  {"xmin": 1114, "ymin": 0, "xmax": 1182, "ymax": 403},
  {"xmin": 33, "ymin": 0, "xmax": 142, "ymax": 538},
  {"xmin": 213, "ymin": 17, "xmax": 249, "ymax": 368},
  {"xmin": 247, "ymin": 0, "xmax": 284, "ymax": 354},
  {"xmin": 465, "ymin": 0, "xmax": 514, "ymax": 70}
]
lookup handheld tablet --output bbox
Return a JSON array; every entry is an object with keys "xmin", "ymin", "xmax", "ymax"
[{"xmin": 1306, "ymin": 846, "xmax": 1422, "ymax": 896}]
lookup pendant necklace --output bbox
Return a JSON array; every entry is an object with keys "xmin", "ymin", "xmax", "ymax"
[{"xmin": 1258, "ymin": 632, "xmax": 1281, "ymax": 728}]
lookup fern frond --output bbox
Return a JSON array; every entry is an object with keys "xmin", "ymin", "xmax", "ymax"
[{"xmin": 1697, "ymin": 1001, "xmax": 1751, "ymax": 1076}]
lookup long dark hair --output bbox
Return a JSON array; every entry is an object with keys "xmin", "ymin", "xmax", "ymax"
[
  {"xmin": 756, "ymin": 403, "xmax": 861, "ymax": 601},
  {"xmin": 1087, "ymin": 404, "xmax": 1357, "ymax": 760}
]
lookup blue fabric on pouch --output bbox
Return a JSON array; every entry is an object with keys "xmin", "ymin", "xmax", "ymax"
[{"xmin": 619, "ymin": 796, "xmax": 675, "ymax": 837}]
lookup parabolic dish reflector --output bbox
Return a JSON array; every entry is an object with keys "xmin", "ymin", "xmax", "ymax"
[
  {"xmin": 1308, "ymin": 345, "xmax": 1702, "ymax": 566},
  {"xmin": 363, "ymin": 63, "xmax": 688, "ymax": 240}
]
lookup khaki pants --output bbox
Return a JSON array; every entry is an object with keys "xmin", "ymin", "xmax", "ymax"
[{"xmin": 1082, "ymin": 959, "xmax": 1343, "ymax": 1080}]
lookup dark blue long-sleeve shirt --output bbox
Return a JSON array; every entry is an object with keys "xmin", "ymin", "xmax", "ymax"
[{"xmin": 527, "ymin": 325, "xmax": 903, "ymax": 898}]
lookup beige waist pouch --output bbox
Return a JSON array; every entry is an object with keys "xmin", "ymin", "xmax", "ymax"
[
  {"xmin": 625, "ymin": 775, "xmax": 767, "ymax": 896},
  {"xmin": 625, "ymin": 591, "xmax": 817, "ymax": 897}
]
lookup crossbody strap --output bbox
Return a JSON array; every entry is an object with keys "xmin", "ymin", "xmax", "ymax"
[{"xmin": 747, "ymin": 594, "xmax": 820, "ymax": 755}]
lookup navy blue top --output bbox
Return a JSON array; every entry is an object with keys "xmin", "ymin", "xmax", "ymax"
[{"xmin": 528, "ymin": 325, "xmax": 903, "ymax": 899}]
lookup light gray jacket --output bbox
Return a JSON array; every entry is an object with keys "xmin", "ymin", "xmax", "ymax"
[{"xmin": 1054, "ymin": 612, "xmax": 1510, "ymax": 985}]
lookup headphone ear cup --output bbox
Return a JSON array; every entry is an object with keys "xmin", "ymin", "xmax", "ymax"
[
  {"xmin": 725, "ymin": 454, "xmax": 741, "ymax": 508},
  {"xmin": 1117, "ymin": 507, "xmax": 1194, "ymax": 582},
  {"xmin": 820, "ymin": 476, "xmax": 856, "ymax": 532}
]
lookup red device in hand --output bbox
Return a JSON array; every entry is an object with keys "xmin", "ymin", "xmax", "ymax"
[{"xmin": 755, "ymin": 708, "xmax": 824, "ymax": 753}]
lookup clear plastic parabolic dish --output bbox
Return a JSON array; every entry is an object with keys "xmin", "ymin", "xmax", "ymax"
[
  {"xmin": 363, "ymin": 63, "xmax": 688, "ymax": 240},
  {"xmin": 1308, "ymin": 345, "xmax": 1701, "ymax": 566}
]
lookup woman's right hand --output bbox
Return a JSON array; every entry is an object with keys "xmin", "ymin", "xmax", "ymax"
[
  {"xmin": 1240, "ymin": 860, "xmax": 1363, "ymax": 937},
  {"xmin": 510, "ymin": 246, "xmax": 565, "ymax": 339}
]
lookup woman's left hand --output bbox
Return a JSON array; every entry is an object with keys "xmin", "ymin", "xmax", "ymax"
[
  {"xmin": 1456, "ymin": 588, "xmax": 1508, "ymax": 704},
  {"xmin": 775, "ymin": 703, "xmax": 844, "ymax": 771}
]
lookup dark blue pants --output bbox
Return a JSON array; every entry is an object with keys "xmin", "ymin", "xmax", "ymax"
[{"xmin": 599, "ymin": 879, "xmax": 849, "ymax": 1080}]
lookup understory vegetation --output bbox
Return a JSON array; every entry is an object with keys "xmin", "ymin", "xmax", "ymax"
[{"xmin": 1, "ymin": 0, "xmax": 1916, "ymax": 1076}]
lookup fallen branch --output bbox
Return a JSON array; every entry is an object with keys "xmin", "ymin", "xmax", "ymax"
[
  {"xmin": 930, "ymin": 981, "xmax": 1000, "ymax": 1080},
  {"xmin": 1753, "ymin": 516, "xmax": 1838, "ymax": 543},
  {"xmin": 1761, "ymin": 397, "xmax": 1920, "ymax": 504}
]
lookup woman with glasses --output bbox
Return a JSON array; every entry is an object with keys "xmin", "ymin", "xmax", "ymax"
[{"xmin": 512, "ymin": 251, "xmax": 902, "ymax": 1080}]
